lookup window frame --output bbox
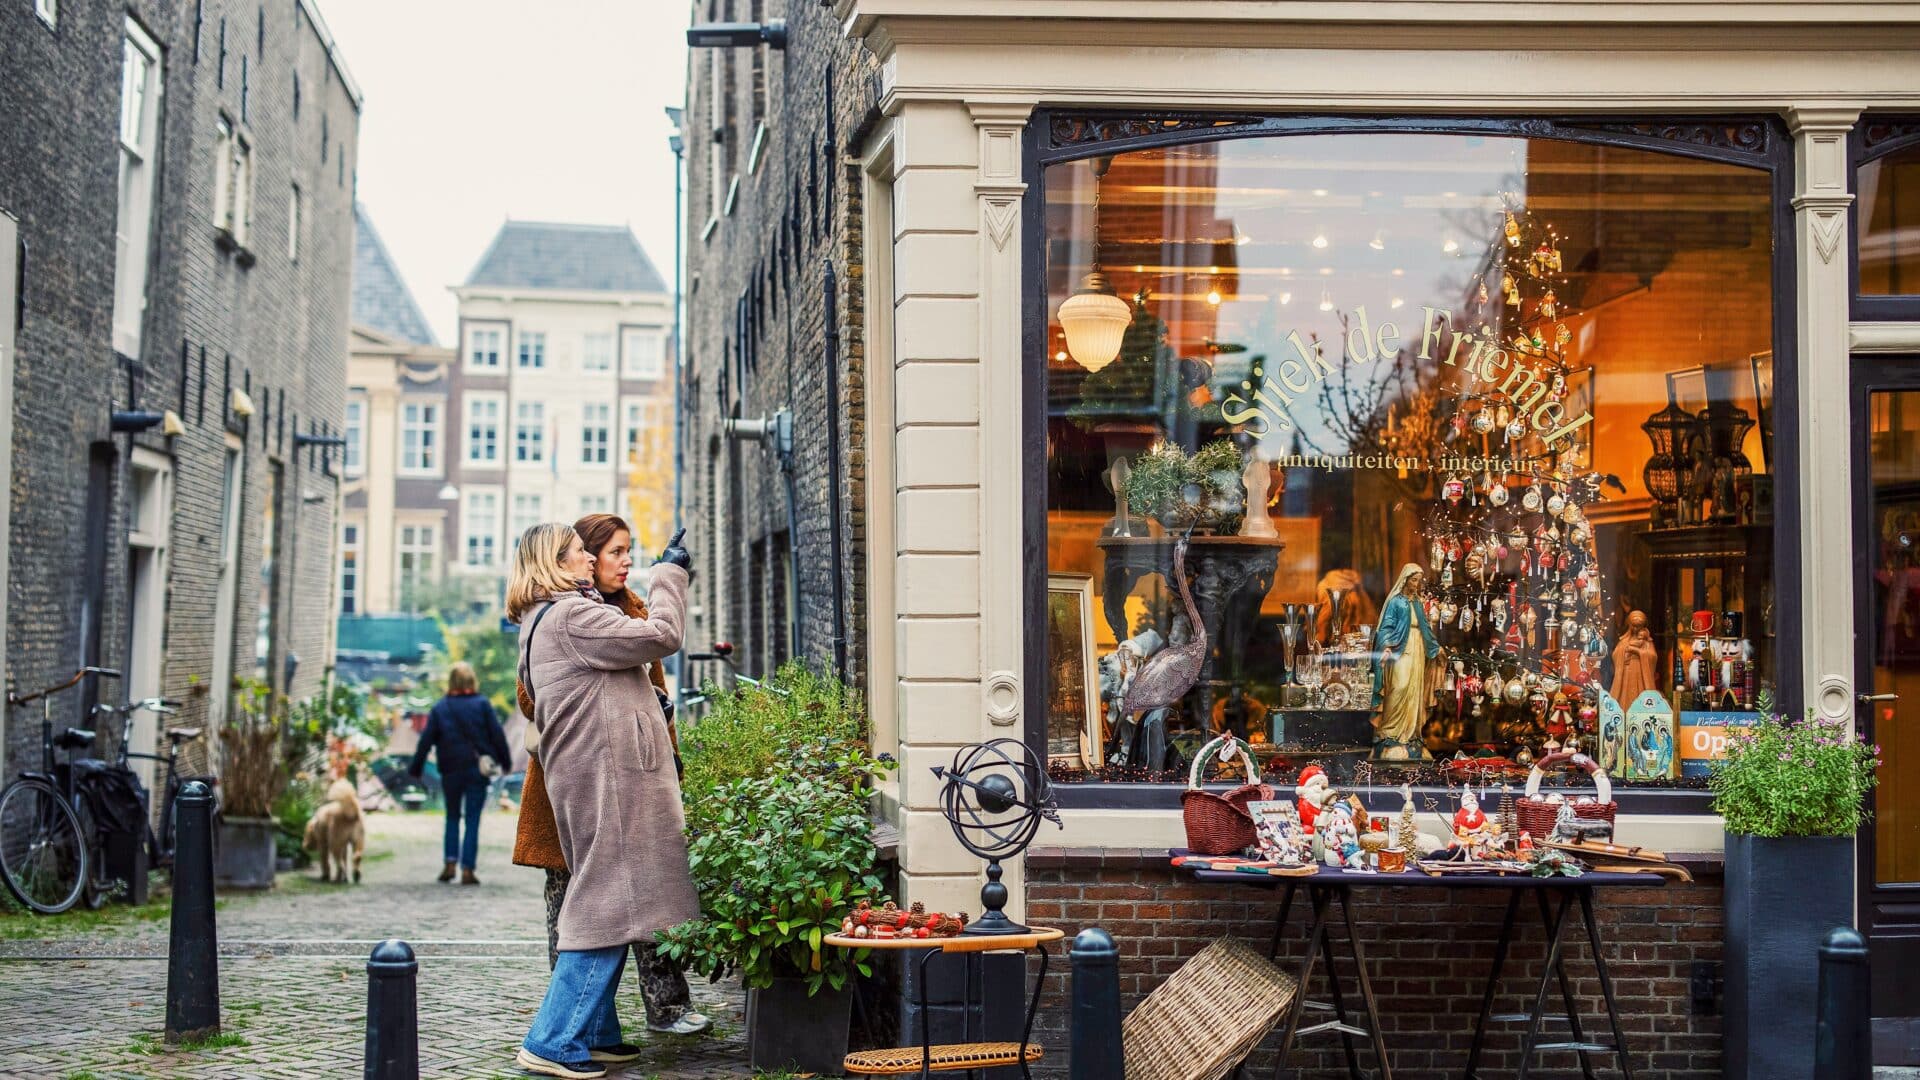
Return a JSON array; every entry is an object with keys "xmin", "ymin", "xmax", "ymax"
[
  {"xmin": 211, "ymin": 112, "xmax": 253, "ymax": 249},
  {"xmin": 621, "ymin": 326, "xmax": 666, "ymax": 381},
  {"xmin": 338, "ymin": 521, "xmax": 361, "ymax": 616},
  {"xmin": 464, "ymin": 391, "xmax": 503, "ymax": 466},
  {"xmin": 396, "ymin": 521, "xmax": 438, "ymax": 601},
  {"xmin": 461, "ymin": 487, "xmax": 501, "ymax": 570},
  {"xmin": 1850, "ymin": 117, "xmax": 1920, "ymax": 320},
  {"xmin": 516, "ymin": 330, "xmax": 547, "ymax": 370},
  {"xmin": 465, "ymin": 322, "xmax": 505, "ymax": 370},
  {"xmin": 398, "ymin": 398, "xmax": 441, "ymax": 477},
  {"xmin": 35, "ymin": 0, "xmax": 56, "ymax": 29},
  {"xmin": 1018, "ymin": 111, "xmax": 1800, "ymax": 814},
  {"xmin": 510, "ymin": 491, "xmax": 544, "ymax": 546},
  {"xmin": 580, "ymin": 402, "xmax": 612, "ymax": 466},
  {"xmin": 342, "ymin": 396, "xmax": 365, "ymax": 477},
  {"xmin": 582, "ymin": 331, "xmax": 615, "ymax": 374},
  {"xmin": 112, "ymin": 18, "xmax": 164, "ymax": 358},
  {"xmin": 514, "ymin": 400, "xmax": 546, "ymax": 464}
]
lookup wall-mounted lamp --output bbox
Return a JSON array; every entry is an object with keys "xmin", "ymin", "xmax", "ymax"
[
  {"xmin": 436, "ymin": 483, "xmax": 460, "ymax": 502},
  {"xmin": 161, "ymin": 409, "xmax": 185, "ymax": 436},
  {"xmin": 110, "ymin": 409, "xmax": 165, "ymax": 434},
  {"xmin": 687, "ymin": 20, "xmax": 786, "ymax": 49},
  {"xmin": 231, "ymin": 387, "xmax": 257, "ymax": 418}
]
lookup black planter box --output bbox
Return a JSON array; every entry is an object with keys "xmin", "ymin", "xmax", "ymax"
[
  {"xmin": 1724, "ymin": 832, "xmax": 1853, "ymax": 1080},
  {"xmin": 748, "ymin": 977, "xmax": 853, "ymax": 1075}
]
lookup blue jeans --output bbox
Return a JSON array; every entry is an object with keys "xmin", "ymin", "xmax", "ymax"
[
  {"xmin": 442, "ymin": 772, "xmax": 488, "ymax": 870},
  {"xmin": 523, "ymin": 945, "xmax": 627, "ymax": 1064}
]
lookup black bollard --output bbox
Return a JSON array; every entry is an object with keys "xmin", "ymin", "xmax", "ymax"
[
  {"xmin": 365, "ymin": 939, "xmax": 419, "ymax": 1080},
  {"xmin": 1814, "ymin": 926, "xmax": 1870, "ymax": 1080},
  {"xmin": 1069, "ymin": 927, "xmax": 1124, "ymax": 1079},
  {"xmin": 164, "ymin": 780, "xmax": 219, "ymax": 1043}
]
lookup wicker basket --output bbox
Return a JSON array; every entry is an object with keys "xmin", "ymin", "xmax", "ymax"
[
  {"xmin": 1516, "ymin": 751, "xmax": 1617, "ymax": 841},
  {"xmin": 1181, "ymin": 735, "xmax": 1274, "ymax": 856},
  {"xmin": 1124, "ymin": 938, "xmax": 1298, "ymax": 1080}
]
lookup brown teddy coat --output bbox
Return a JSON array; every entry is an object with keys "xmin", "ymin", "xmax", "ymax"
[
  {"xmin": 514, "ymin": 589, "xmax": 670, "ymax": 872},
  {"xmin": 516, "ymin": 566, "xmax": 699, "ymax": 950}
]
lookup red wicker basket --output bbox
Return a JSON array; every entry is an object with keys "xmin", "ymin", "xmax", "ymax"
[
  {"xmin": 1517, "ymin": 751, "xmax": 1617, "ymax": 841},
  {"xmin": 1182, "ymin": 735, "xmax": 1275, "ymax": 856}
]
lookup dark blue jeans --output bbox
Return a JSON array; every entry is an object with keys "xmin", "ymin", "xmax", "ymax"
[{"xmin": 442, "ymin": 771, "xmax": 488, "ymax": 870}]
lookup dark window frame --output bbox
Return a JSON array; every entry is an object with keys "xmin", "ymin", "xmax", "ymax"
[
  {"xmin": 1850, "ymin": 116, "xmax": 1920, "ymax": 320},
  {"xmin": 1018, "ymin": 110, "xmax": 1799, "ymax": 814}
]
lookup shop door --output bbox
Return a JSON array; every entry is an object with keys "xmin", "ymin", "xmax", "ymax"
[{"xmin": 1855, "ymin": 359, "xmax": 1920, "ymax": 1021}]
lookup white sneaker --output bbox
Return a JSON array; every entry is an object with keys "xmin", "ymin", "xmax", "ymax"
[
  {"xmin": 646, "ymin": 1010, "xmax": 713, "ymax": 1036},
  {"xmin": 515, "ymin": 1047, "xmax": 607, "ymax": 1078}
]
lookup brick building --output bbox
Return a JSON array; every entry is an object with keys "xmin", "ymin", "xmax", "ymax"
[
  {"xmin": 0, "ymin": 0, "xmax": 359, "ymax": 784},
  {"xmin": 678, "ymin": 0, "xmax": 879, "ymax": 685},
  {"xmin": 678, "ymin": 1, "xmax": 1920, "ymax": 1074}
]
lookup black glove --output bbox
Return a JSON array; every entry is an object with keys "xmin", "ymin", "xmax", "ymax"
[
  {"xmin": 655, "ymin": 526, "xmax": 691, "ymax": 570},
  {"xmin": 655, "ymin": 687, "xmax": 676, "ymax": 727}
]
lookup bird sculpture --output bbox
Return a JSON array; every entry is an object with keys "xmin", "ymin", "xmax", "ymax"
[{"xmin": 1119, "ymin": 531, "xmax": 1207, "ymax": 720}]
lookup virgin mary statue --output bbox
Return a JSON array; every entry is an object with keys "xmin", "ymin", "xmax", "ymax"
[{"xmin": 1371, "ymin": 563, "xmax": 1439, "ymax": 761}]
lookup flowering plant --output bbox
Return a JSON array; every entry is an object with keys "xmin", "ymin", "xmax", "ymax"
[{"xmin": 1709, "ymin": 711, "xmax": 1880, "ymax": 837}]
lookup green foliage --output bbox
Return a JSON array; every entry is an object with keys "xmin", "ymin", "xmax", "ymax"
[
  {"xmin": 282, "ymin": 681, "xmax": 377, "ymax": 780},
  {"xmin": 657, "ymin": 665, "xmax": 894, "ymax": 996},
  {"xmin": 678, "ymin": 663, "xmax": 865, "ymax": 805},
  {"xmin": 1710, "ymin": 711, "xmax": 1880, "ymax": 837},
  {"xmin": 1123, "ymin": 438, "xmax": 1245, "ymax": 529},
  {"xmin": 430, "ymin": 618, "xmax": 520, "ymax": 722},
  {"xmin": 271, "ymin": 777, "xmax": 323, "ymax": 866}
]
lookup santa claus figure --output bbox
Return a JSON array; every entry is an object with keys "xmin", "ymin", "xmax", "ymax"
[
  {"xmin": 1453, "ymin": 787, "xmax": 1496, "ymax": 855},
  {"xmin": 1295, "ymin": 764, "xmax": 1335, "ymax": 832}
]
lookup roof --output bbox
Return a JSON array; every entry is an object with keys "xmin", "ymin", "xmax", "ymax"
[
  {"xmin": 462, "ymin": 220, "xmax": 666, "ymax": 294},
  {"xmin": 352, "ymin": 205, "xmax": 438, "ymax": 347}
]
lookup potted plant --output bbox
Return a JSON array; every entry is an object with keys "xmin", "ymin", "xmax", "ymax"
[
  {"xmin": 1711, "ymin": 710, "xmax": 1879, "ymax": 1080},
  {"xmin": 216, "ymin": 679, "xmax": 284, "ymax": 889},
  {"xmin": 657, "ymin": 665, "xmax": 894, "ymax": 1074},
  {"xmin": 1123, "ymin": 439, "xmax": 1245, "ymax": 533}
]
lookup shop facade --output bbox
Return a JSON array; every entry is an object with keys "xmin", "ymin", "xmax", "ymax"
[{"xmin": 835, "ymin": 2, "xmax": 1920, "ymax": 1072}]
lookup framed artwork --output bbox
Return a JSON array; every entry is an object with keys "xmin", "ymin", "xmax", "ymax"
[
  {"xmin": 1045, "ymin": 573, "xmax": 1102, "ymax": 768},
  {"xmin": 1246, "ymin": 800, "xmax": 1307, "ymax": 864},
  {"xmin": 1666, "ymin": 365, "xmax": 1709, "ymax": 416}
]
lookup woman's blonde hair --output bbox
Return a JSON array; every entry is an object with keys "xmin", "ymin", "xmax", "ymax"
[
  {"xmin": 446, "ymin": 661, "xmax": 479, "ymax": 694},
  {"xmin": 506, "ymin": 522, "xmax": 581, "ymax": 623}
]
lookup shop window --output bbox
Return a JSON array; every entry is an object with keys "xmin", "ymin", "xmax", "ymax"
[
  {"xmin": 1859, "ymin": 134, "xmax": 1920, "ymax": 296},
  {"xmin": 1040, "ymin": 130, "xmax": 1776, "ymax": 791}
]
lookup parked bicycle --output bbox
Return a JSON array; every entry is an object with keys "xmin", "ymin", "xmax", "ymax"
[
  {"xmin": 680, "ymin": 641, "xmax": 787, "ymax": 712},
  {"xmin": 0, "ymin": 667, "xmax": 121, "ymax": 913},
  {"xmin": 93, "ymin": 696, "xmax": 213, "ymax": 870}
]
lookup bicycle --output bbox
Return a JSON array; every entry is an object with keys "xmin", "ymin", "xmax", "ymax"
[
  {"xmin": 0, "ymin": 667, "xmax": 121, "ymax": 914},
  {"xmin": 680, "ymin": 641, "xmax": 787, "ymax": 711},
  {"xmin": 93, "ymin": 696, "xmax": 212, "ymax": 870}
]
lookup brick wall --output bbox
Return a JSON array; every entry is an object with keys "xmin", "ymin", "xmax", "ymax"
[{"xmin": 1026, "ymin": 850, "xmax": 1724, "ymax": 1079}]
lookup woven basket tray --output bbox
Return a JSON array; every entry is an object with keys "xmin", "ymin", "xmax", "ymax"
[
  {"xmin": 1516, "ymin": 750, "xmax": 1617, "ymax": 841},
  {"xmin": 1124, "ymin": 938, "xmax": 1298, "ymax": 1080}
]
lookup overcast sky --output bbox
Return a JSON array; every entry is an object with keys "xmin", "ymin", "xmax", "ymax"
[{"xmin": 319, "ymin": 0, "xmax": 693, "ymax": 346}]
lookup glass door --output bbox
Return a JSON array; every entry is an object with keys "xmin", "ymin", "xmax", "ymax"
[{"xmin": 1856, "ymin": 366, "xmax": 1920, "ymax": 1020}]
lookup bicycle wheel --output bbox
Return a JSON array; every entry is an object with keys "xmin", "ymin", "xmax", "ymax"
[{"xmin": 0, "ymin": 778, "xmax": 89, "ymax": 914}]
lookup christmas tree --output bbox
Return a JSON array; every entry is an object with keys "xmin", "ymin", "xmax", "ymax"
[{"xmin": 1412, "ymin": 203, "xmax": 1613, "ymax": 758}]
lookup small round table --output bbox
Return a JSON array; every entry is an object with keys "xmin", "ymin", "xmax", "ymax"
[{"xmin": 824, "ymin": 926, "xmax": 1064, "ymax": 1078}]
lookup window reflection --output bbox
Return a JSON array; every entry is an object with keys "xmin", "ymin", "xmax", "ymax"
[
  {"xmin": 1042, "ymin": 132, "xmax": 1775, "ymax": 789},
  {"xmin": 1860, "ymin": 143, "xmax": 1920, "ymax": 295}
]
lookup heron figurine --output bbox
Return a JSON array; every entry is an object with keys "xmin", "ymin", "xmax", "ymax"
[{"xmin": 1118, "ymin": 528, "xmax": 1207, "ymax": 721}]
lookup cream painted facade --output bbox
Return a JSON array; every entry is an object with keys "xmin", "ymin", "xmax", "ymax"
[
  {"xmin": 341, "ymin": 326, "xmax": 455, "ymax": 616},
  {"xmin": 446, "ymin": 287, "xmax": 675, "ymax": 566},
  {"xmin": 834, "ymin": 0, "xmax": 1920, "ymax": 921}
]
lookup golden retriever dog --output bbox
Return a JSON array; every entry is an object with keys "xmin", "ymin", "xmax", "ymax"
[{"xmin": 302, "ymin": 778, "xmax": 365, "ymax": 883}]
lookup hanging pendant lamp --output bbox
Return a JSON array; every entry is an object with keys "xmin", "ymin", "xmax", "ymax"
[{"xmin": 1058, "ymin": 156, "xmax": 1131, "ymax": 373}]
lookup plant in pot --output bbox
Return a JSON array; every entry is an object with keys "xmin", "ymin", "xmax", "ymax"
[
  {"xmin": 1711, "ymin": 710, "xmax": 1879, "ymax": 1080},
  {"xmin": 216, "ymin": 679, "xmax": 286, "ymax": 889},
  {"xmin": 658, "ymin": 665, "xmax": 895, "ymax": 1074},
  {"xmin": 1124, "ymin": 439, "xmax": 1245, "ymax": 534}
]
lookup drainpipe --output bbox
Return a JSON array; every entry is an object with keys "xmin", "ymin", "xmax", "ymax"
[
  {"xmin": 822, "ymin": 259, "xmax": 847, "ymax": 679},
  {"xmin": 722, "ymin": 410, "xmax": 801, "ymax": 664}
]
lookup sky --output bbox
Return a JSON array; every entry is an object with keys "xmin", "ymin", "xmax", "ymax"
[{"xmin": 317, "ymin": 0, "xmax": 693, "ymax": 346}]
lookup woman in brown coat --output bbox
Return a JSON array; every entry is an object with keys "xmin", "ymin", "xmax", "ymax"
[
  {"xmin": 515, "ymin": 513, "xmax": 707, "ymax": 1036},
  {"xmin": 510, "ymin": 522, "xmax": 700, "ymax": 1080}
]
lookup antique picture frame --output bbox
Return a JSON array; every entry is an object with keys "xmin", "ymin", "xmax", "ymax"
[
  {"xmin": 1246, "ymin": 799, "xmax": 1306, "ymax": 864},
  {"xmin": 1045, "ymin": 572, "xmax": 1102, "ymax": 768}
]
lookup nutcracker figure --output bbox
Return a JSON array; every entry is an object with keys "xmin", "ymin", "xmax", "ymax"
[
  {"xmin": 1714, "ymin": 611, "xmax": 1753, "ymax": 710},
  {"xmin": 1683, "ymin": 610, "xmax": 1716, "ymax": 709}
]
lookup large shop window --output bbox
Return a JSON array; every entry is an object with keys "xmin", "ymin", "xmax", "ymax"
[
  {"xmin": 1859, "ymin": 136, "xmax": 1920, "ymax": 295},
  {"xmin": 1041, "ymin": 131, "xmax": 1776, "ymax": 791}
]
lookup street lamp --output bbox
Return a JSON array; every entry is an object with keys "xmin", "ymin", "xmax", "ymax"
[{"xmin": 685, "ymin": 20, "xmax": 786, "ymax": 49}]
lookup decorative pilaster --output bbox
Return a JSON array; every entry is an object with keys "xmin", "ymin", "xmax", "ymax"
[{"xmin": 1787, "ymin": 106, "xmax": 1860, "ymax": 722}]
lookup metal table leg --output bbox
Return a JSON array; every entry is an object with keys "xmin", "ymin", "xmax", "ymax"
[
  {"xmin": 1268, "ymin": 881, "xmax": 1300, "ymax": 960},
  {"xmin": 1464, "ymin": 889, "xmax": 1522, "ymax": 1080},
  {"xmin": 1515, "ymin": 891, "xmax": 1573, "ymax": 1080},
  {"xmin": 1578, "ymin": 888, "xmax": 1637, "ymax": 1080},
  {"xmin": 1311, "ymin": 895, "xmax": 1364, "ymax": 1079},
  {"xmin": 1537, "ymin": 889, "xmax": 1598, "ymax": 1080},
  {"xmin": 1338, "ymin": 889, "xmax": 1394, "ymax": 1080},
  {"xmin": 1272, "ymin": 885, "xmax": 1334, "ymax": 1080}
]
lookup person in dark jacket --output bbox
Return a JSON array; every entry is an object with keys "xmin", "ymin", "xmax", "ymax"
[{"xmin": 411, "ymin": 662, "xmax": 513, "ymax": 884}]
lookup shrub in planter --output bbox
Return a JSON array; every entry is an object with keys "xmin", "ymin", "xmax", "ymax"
[
  {"xmin": 1123, "ymin": 439, "xmax": 1245, "ymax": 532},
  {"xmin": 659, "ymin": 666, "xmax": 894, "ymax": 1072},
  {"xmin": 1711, "ymin": 712, "xmax": 1879, "ymax": 1080}
]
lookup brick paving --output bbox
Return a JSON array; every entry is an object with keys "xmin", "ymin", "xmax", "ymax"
[{"xmin": 0, "ymin": 809, "xmax": 756, "ymax": 1079}]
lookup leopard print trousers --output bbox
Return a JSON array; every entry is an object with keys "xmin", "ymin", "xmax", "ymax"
[{"xmin": 544, "ymin": 868, "xmax": 693, "ymax": 1026}]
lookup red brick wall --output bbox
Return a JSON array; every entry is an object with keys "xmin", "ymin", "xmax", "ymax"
[{"xmin": 1026, "ymin": 849, "xmax": 1724, "ymax": 1079}]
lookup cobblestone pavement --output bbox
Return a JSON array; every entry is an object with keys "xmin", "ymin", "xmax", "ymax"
[{"xmin": 0, "ymin": 809, "xmax": 756, "ymax": 1079}]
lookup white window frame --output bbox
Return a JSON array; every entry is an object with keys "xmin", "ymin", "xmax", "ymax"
[
  {"xmin": 399, "ymin": 399, "xmax": 441, "ymax": 476},
  {"xmin": 516, "ymin": 330, "xmax": 546, "ymax": 370},
  {"xmin": 466, "ymin": 325, "xmax": 503, "ymax": 370},
  {"xmin": 621, "ymin": 328, "xmax": 666, "ymax": 380},
  {"xmin": 35, "ymin": 0, "xmax": 56, "ymax": 29},
  {"xmin": 623, "ymin": 398, "xmax": 669, "ymax": 472},
  {"xmin": 463, "ymin": 392, "xmax": 502, "ymax": 465},
  {"xmin": 342, "ymin": 396, "xmax": 365, "ymax": 477},
  {"xmin": 510, "ymin": 492, "xmax": 544, "ymax": 547},
  {"xmin": 514, "ymin": 400, "xmax": 546, "ymax": 464},
  {"xmin": 461, "ymin": 488, "xmax": 501, "ymax": 570},
  {"xmin": 396, "ymin": 522, "xmax": 438, "ymax": 602},
  {"xmin": 338, "ymin": 521, "xmax": 361, "ymax": 616},
  {"xmin": 112, "ymin": 18, "xmax": 163, "ymax": 358},
  {"xmin": 582, "ymin": 331, "xmax": 614, "ymax": 373},
  {"xmin": 212, "ymin": 114, "xmax": 253, "ymax": 247},
  {"xmin": 577, "ymin": 493, "xmax": 611, "ymax": 518},
  {"xmin": 287, "ymin": 183, "xmax": 300, "ymax": 261},
  {"xmin": 580, "ymin": 402, "xmax": 611, "ymax": 466}
]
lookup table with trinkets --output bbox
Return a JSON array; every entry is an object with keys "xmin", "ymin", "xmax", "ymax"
[{"xmin": 1171, "ymin": 853, "xmax": 1665, "ymax": 1080}]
